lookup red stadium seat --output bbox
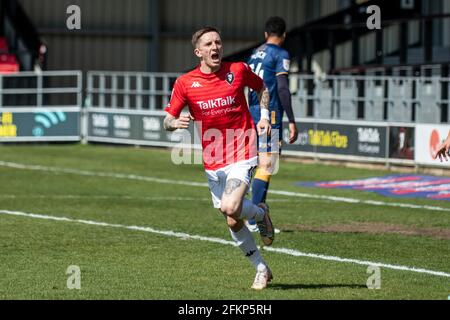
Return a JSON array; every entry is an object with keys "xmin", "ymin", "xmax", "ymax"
[
  {"xmin": 0, "ymin": 38, "xmax": 18, "ymax": 74},
  {"xmin": 0, "ymin": 53, "xmax": 19, "ymax": 74}
]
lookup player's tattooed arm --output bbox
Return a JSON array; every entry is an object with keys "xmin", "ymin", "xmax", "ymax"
[
  {"xmin": 163, "ymin": 114, "xmax": 190, "ymax": 131},
  {"xmin": 256, "ymin": 85, "xmax": 271, "ymax": 136},
  {"xmin": 163, "ymin": 115, "xmax": 177, "ymax": 131},
  {"xmin": 256, "ymin": 85, "xmax": 270, "ymax": 111},
  {"xmin": 224, "ymin": 179, "xmax": 243, "ymax": 195}
]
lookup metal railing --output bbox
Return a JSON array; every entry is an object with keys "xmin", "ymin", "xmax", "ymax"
[
  {"xmin": 86, "ymin": 71, "xmax": 181, "ymax": 110},
  {"xmin": 85, "ymin": 71, "xmax": 449, "ymax": 124},
  {"xmin": 290, "ymin": 74, "xmax": 450, "ymax": 123},
  {"xmin": 0, "ymin": 71, "xmax": 82, "ymax": 108}
]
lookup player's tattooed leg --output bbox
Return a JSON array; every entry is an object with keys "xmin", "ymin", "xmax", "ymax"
[{"xmin": 224, "ymin": 179, "xmax": 243, "ymax": 195}]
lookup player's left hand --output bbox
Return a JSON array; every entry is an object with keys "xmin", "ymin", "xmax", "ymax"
[
  {"xmin": 257, "ymin": 119, "xmax": 271, "ymax": 136},
  {"xmin": 288, "ymin": 122, "xmax": 298, "ymax": 144}
]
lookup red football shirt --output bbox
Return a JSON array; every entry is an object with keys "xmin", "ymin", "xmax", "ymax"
[{"xmin": 165, "ymin": 62, "xmax": 264, "ymax": 170}]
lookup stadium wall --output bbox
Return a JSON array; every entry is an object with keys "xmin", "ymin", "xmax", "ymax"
[{"xmin": 18, "ymin": 0, "xmax": 309, "ymax": 73}]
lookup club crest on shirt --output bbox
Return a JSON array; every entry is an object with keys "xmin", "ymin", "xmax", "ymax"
[
  {"xmin": 283, "ymin": 59, "xmax": 290, "ymax": 71},
  {"xmin": 225, "ymin": 72, "xmax": 235, "ymax": 85}
]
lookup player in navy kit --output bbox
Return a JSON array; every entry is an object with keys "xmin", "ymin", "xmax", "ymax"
[{"xmin": 246, "ymin": 17, "xmax": 299, "ymax": 231}]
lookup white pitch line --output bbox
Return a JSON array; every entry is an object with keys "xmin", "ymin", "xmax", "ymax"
[
  {"xmin": 0, "ymin": 194, "xmax": 293, "ymax": 203},
  {"xmin": 0, "ymin": 195, "xmax": 212, "ymax": 201},
  {"xmin": 1, "ymin": 160, "xmax": 450, "ymax": 213},
  {"xmin": 1, "ymin": 209, "xmax": 449, "ymax": 279},
  {"xmin": 0, "ymin": 161, "xmax": 208, "ymax": 187},
  {"xmin": 268, "ymin": 190, "xmax": 450, "ymax": 212}
]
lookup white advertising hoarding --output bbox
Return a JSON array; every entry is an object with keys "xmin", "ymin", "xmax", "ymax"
[{"xmin": 415, "ymin": 124, "xmax": 450, "ymax": 166}]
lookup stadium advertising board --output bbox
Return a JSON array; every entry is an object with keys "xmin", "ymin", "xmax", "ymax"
[
  {"xmin": 0, "ymin": 108, "xmax": 80, "ymax": 142},
  {"xmin": 282, "ymin": 121, "xmax": 387, "ymax": 158},
  {"xmin": 87, "ymin": 109, "xmax": 200, "ymax": 147},
  {"xmin": 415, "ymin": 124, "xmax": 450, "ymax": 166},
  {"xmin": 389, "ymin": 126, "xmax": 415, "ymax": 160}
]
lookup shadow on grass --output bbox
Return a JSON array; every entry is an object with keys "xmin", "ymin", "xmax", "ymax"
[{"xmin": 269, "ymin": 283, "xmax": 367, "ymax": 290}]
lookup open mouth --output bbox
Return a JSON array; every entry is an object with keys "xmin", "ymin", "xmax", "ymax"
[{"xmin": 211, "ymin": 53, "xmax": 220, "ymax": 61}]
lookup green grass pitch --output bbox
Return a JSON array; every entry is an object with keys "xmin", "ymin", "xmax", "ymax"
[{"xmin": 0, "ymin": 144, "xmax": 449, "ymax": 299}]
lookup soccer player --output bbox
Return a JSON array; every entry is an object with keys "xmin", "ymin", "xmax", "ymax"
[
  {"xmin": 433, "ymin": 130, "xmax": 450, "ymax": 162},
  {"xmin": 163, "ymin": 27, "xmax": 275, "ymax": 290},
  {"xmin": 246, "ymin": 17, "xmax": 298, "ymax": 232}
]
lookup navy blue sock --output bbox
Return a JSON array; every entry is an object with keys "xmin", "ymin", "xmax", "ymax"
[
  {"xmin": 252, "ymin": 178, "xmax": 269, "ymax": 204},
  {"xmin": 249, "ymin": 178, "xmax": 270, "ymax": 225}
]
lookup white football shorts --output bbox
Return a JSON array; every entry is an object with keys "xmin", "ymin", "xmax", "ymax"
[{"xmin": 205, "ymin": 157, "xmax": 258, "ymax": 209}]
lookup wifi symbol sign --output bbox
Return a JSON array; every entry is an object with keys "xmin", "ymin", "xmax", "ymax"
[{"xmin": 33, "ymin": 110, "xmax": 67, "ymax": 136}]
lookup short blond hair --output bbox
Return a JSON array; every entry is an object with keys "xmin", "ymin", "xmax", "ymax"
[{"xmin": 191, "ymin": 27, "xmax": 221, "ymax": 48}]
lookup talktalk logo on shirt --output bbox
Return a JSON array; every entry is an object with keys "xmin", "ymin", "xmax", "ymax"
[{"xmin": 197, "ymin": 96, "xmax": 236, "ymax": 110}]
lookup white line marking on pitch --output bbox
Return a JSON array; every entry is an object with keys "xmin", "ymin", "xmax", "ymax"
[
  {"xmin": 1, "ymin": 160, "xmax": 450, "ymax": 213},
  {"xmin": 0, "ymin": 194, "xmax": 293, "ymax": 202},
  {"xmin": 1, "ymin": 209, "xmax": 449, "ymax": 278},
  {"xmin": 0, "ymin": 195, "xmax": 212, "ymax": 201}
]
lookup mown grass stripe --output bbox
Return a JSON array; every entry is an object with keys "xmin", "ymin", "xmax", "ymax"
[
  {"xmin": 1, "ymin": 209, "xmax": 449, "ymax": 278},
  {"xmin": 1, "ymin": 160, "xmax": 450, "ymax": 213}
]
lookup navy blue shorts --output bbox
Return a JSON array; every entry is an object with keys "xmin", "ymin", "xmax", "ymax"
[{"xmin": 250, "ymin": 105, "xmax": 283, "ymax": 154}]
